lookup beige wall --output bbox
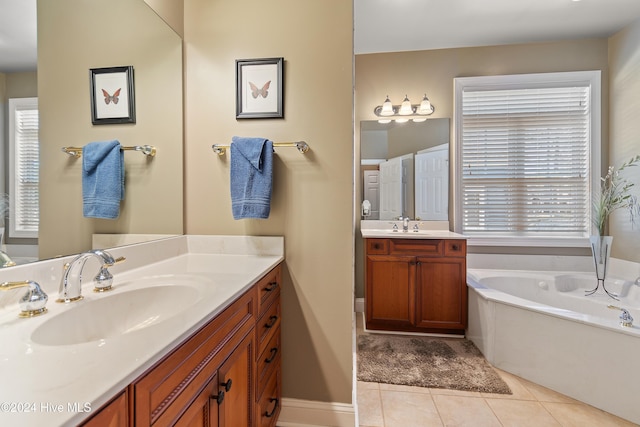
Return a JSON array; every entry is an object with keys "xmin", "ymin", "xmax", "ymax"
[
  {"xmin": 183, "ymin": 0, "xmax": 354, "ymax": 404},
  {"xmin": 143, "ymin": 0, "xmax": 184, "ymax": 37},
  {"xmin": 608, "ymin": 18, "xmax": 640, "ymax": 261},
  {"xmin": 37, "ymin": 0, "xmax": 183, "ymax": 259},
  {"xmin": 354, "ymin": 39, "xmax": 610, "ymax": 298}
]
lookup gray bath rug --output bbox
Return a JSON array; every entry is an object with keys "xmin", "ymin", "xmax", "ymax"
[{"xmin": 357, "ymin": 334, "xmax": 512, "ymax": 394}]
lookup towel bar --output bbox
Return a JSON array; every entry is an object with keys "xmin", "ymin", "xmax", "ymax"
[
  {"xmin": 62, "ymin": 145, "xmax": 157, "ymax": 158},
  {"xmin": 211, "ymin": 141, "xmax": 309, "ymax": 156}
]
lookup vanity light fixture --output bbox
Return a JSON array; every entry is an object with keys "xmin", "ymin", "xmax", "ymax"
[{"xmin": 374, "ymin": 93, "xmax": 435, "ymax": 123}]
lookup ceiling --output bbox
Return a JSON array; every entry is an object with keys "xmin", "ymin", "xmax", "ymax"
[
  {"xmin": 355, "ymin": 0, "xmax": 640, "ymax": 54},
  {"xmin": 3, "ymin": 1, "xmax": 640, "ymax": 71},
  {"xmin": 0, "ymin": 0, "xmax": 36, "ymax": 72}
]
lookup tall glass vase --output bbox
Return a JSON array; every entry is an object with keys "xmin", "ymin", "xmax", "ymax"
[{"xmin": 587, "ymin": 235, "xmax": 617, "ymax": 299}]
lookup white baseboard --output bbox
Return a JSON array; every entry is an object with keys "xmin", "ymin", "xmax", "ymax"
[
  {"xmin": 277, "ymin": 398, "xmax": 355, "ymax": 427},
  {"xmin": 354, "ymin": 298, "xmax": 364, "ymax": 313}
]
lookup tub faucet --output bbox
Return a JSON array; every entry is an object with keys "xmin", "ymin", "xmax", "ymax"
[
  {"xmin": 607, "ymin": 305, "xmax": 634, "ymax": 327},
  {"xmin": 56, "ymin": 249, "xmax": 125, "ymax": 303}
]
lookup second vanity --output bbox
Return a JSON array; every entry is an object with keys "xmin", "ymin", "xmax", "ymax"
[
  {"xmin": 0, "ymin": 235, "xmax": 283, "ymax": 427},
  {"xmin": 361, "ymin": 220, "xmax": 467, "ymax": 335}
]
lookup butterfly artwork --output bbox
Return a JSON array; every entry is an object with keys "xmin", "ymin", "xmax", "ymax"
[
  {"xmin": 102, "ymin": 88, "xmax": 121, "ymax": 105},
  {"xmin": 249, "ymin": 81, "xmax": 271, "ymax": 99}
]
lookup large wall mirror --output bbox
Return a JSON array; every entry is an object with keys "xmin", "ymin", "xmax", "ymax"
[
  {"xmin": 360, "ymin": 118, "xmax": 450, "ymax": 221},
  {"xmin": 0, "ymin": 0, "xmax": 183, "ymax": 266}
]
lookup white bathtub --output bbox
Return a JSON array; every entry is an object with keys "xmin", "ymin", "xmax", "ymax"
[{"xmin": 467, "ymin": 269, "xmax": 640, "ymax": 425}]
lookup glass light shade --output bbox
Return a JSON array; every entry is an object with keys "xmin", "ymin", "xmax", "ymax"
[
  {"xmin": 417, "ymin": 95, "xmax": 432, "ymax": 115},
  {"xmin": 398, "ymin": 95, "xmax": 413, "ymax": 115},
  {"xmin": 412, "ymin": 118, "xmax": 427, "ymax": 123},
  {"xmin": 379, "ymin": 96, "xmax": 394, "ymax": 116},
  {"xmin": 377, "ymin": 119, "xmax": 392, "ymax": 124},
  {"xmin": 395, "ymin": 118, "xmax": 409, "ymax": 123}
]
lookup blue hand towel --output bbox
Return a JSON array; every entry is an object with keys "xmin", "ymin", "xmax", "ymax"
[
  {"xmin": 230, "ymin": 136, "xmax": 273, "ymax": 219},
  {"xmin": 82, "ymin": 140, "xmax": 124, "ymax": 219}
]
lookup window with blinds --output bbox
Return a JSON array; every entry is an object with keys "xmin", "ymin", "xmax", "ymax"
[
  {"xmin": 9, "ymin": 98, "xmax": 39, "ymax": 239},
  {"xmin": 454, "ymin": 72, "xmax": 601, "ymax": 245}
]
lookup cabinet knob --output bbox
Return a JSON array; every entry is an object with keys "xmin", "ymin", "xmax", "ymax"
[
  {"xmin": 221, "ymin": 378, "xmax": 233, "ymax": 392},
  {"xmin": 373, "ymin": 243, "xmax": 380, "ymax": 249},
  {"xmin": 265, "ymin": 398, "xmax": 279, "ymax": 418},
  {"xmin": 451, "ymin": 244, "xmax": 460, "ymax": 251},
  {"xmin": 214, "ymin": 390, "xmax": 225, "ymax": 405},
  {"xmin": 265, "ymin": 347, "xmax": 278, "ymax": 363},
  {"xmin": 265, "ymin": 281, "xmax": 278, "ymax": 292},
  {"xmin": 265, "ymin": 315, "xmax": 278, "ymax": 329}
]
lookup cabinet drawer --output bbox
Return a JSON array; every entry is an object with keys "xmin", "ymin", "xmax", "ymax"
[
  {"xmin": 257, "ymin": 326, "xmax": 281, "ymax": 398},
  {"xmin": 133, "ymin": 289, "xmax": 255, "ymax": 426},
  {"xmin": 257, "ymin": 368, "xmax": 281, "ymax": 427},
  {"xmin": 366, "ymin": 239, "xmax": 389, "ymax": 254},
  {"xmin": 389, "ymin": 239, "xmax": 443, "ymax": 256},
  {"xmin": 257, "ymin": 299, "xmax": 281, "ymax": 356},
  {"xmin": 256, "ymin": 265, "xmax": 281, "ymax": 317},
  {"xmin": 444, "ymin": 239, "xmax": 466, "ymax": 257}
]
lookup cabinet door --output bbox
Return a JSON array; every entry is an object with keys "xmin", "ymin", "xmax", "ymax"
[
  {"xmin": 366, "ymin": 255, "xmax": 416, "ymax": 329},
  {"xmin": 415, "ymin": 257, "xmax": 467, "ymax": 332},
  {"xmin": 174, "ymin": 375, "xmax": 219, "ymax": 427},
  {"xmin": 80, "ymin": 391, "xmax": 128, "ymax": 427},
  {"xmin": 218, "ymin": 332, "xmax": 254, "ymax": 427}
]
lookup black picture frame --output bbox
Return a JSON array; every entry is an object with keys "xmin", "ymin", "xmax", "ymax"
[
  {"xmin": 89, "ymin": 66, "xmax": 136, "ymax": 125},
  {"xmin": 236, "ymin": 57, "xmax": 283, "ymax": 119}
]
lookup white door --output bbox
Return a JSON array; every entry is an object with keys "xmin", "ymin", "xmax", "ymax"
[
  {"xmin": 415, "ymin": 144, "xmax": 448, "ymax": 220},
  {"xmin": 379, "ymin": 157, "xmax": 403, "ymax": 220},
  {"xmin": 363, "ymin": 170, "xmax": 380, "ymax": 219}
]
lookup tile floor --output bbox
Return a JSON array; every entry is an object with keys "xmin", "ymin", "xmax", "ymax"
[{"xmin": 355, "ymin": 313, "xmax": 637, "ymax": 427}]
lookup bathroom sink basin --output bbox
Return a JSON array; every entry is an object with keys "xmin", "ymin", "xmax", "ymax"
[{"xmin": 31, "ymin": 281, "xmax": 205, "ymax": 346}]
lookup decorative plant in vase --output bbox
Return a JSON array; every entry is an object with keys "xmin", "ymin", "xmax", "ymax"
[
  {"xmin": 589, "ymin": 155, "xmax": 640, "ymax": 299},
  {"xmin": 0, "ymin": 193, "xmax": 8, "ymax": 245}
]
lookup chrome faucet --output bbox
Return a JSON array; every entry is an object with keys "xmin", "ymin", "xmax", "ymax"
[
  {"xmin": 56, "ymin": 249, "xmax": 125, "ymax": 303},
  {"xmin": 608, "ymin": 305, "xmax": 634, "ymax": 327},
  {"xmin": 0, "ymin": 280, "xmax": 48, "ymax": 317},
  {"xmin": 402, "ymin": 217, "xmax": 410, "ymax": 232}
]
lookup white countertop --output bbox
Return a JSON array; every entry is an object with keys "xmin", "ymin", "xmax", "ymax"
[
  {"xmin": 360, "ymin": 220, "xmax": 466, "ymax": 239},
  {"xmin": 0, "ymin": 235, "xmax": 284, "ymax": 427}
]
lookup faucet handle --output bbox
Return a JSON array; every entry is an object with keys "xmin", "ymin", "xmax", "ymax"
[
  {"xmin": 608, "ymin": 305, "xmax": 634, "ymax": 327},
  {"xmin": 0, "ymin": 280, "xmax": 48, "ymax": 318},
  {"xmin": 93, "ymin": 256, "xmax": 125, "ymax": 292}
]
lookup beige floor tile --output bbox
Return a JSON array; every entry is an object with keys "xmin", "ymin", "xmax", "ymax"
[
  {"xmin": 357, "ymin": 385, "xmax": 385, "ymax": 427},
  {"xmin": 480, "ymin": 369, "xmax": 536, "ymax": 400},
  {"xmin": 358, "ymin": 381, "xmax": 381, "ymax": 391},
  {"xmin": 486, "ymin": 398, "xmax": 561, "ymax": 426},
  {"xmin": 541, "ymin": 402, "xmax": 639, "ymax": 427},
  {"xmin": 432, "ymin": 394, "xmax": 501, "ymax": 427},
  {"xmin": 428, "ymin": 387, "xmax": 482, "ymax": 398},
  {"xmin": 381, "ymin": 389, "xmax": 442, "ymax": 427},
  {"xmin": 379, "ymin": 382, "xmax": 431, "ymax": 394},
  {"xmin": 518, "ymin": 378, "xmax": 580, "ymax": 404}
]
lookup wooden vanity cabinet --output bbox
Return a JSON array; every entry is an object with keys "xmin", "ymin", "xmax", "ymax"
[
  {"xmin": 254, "ymin": 266, "xmax": 282, "ymax": 427},
  {"xmin": 365, "ymin": 238, "xmax": 467, "ymax": 335},
  {"xmin": 78, "ymin": 263, "xmax": 282, "ymax": 427}
]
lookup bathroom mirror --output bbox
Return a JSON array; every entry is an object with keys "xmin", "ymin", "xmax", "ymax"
[
  {"xmin": 360, "ymin": 118, "xmax": 450, "ymax": 221},
  {"xmin": 0, "ymin": 0, "xmax": 184, "ymax": 264}
]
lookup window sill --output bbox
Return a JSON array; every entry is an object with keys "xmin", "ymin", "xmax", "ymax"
[{"xmin": 466, "ymin": 236, "xmax": 591, "ymax": 248}]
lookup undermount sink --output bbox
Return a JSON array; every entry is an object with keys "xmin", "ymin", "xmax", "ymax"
[{"xmin": 31, "ymin": 279, "xmax": 206, "ymax": 346}]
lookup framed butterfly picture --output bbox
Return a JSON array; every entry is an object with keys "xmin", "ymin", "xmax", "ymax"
[
  {"xmin": 236, "ymin": 57, "xmax": 283, "ymax": 119},
  {"xmin": 89, "ymin": 66, "xmax": 136, "ymax": 125}
]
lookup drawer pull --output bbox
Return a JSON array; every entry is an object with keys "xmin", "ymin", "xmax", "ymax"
[
  {"xmin": 221, "ymin": 378, "xmax": 233, "ymax": 392},
  {"xmin": 264, "ymin": 315, "xmax": 278, "ymax": 329},
  {"xmin": 373, "ymin": 243, "xmax": 380, "ymax": 249},
  {"xmin": 265, "ymin": 347, "xmax": 278, "ymax": 363},
  {"xmin": 213, "ymin": 390, "xmax": 225, "ymax": 405},
  {"xmin": 451, "ymin": 244, "xmax": 460, "ymax": 251},
  {"xmin": 265, "ymin": 398, "xmax": 279, "ymax": 418},
  {"xmin": 265, "ymin": 281, "xmax": 278, "ymax": 292}
]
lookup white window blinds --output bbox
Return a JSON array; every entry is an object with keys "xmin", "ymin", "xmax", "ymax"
[
  {"xmin": 9, "ymin": 98, "xmax": 39, "ymax": 239},
  {"xmin": 456, "ymin": 72, "xmax": 599, "ymax": 241}
]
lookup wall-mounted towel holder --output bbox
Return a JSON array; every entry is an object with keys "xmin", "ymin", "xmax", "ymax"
[
  {"xmin": 211, "ymin": 141, "xmax": 309, "ymax": 156},
  {"xmin": 61, "ymin": 145, "xmax": 157, "ymax": 158}
]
